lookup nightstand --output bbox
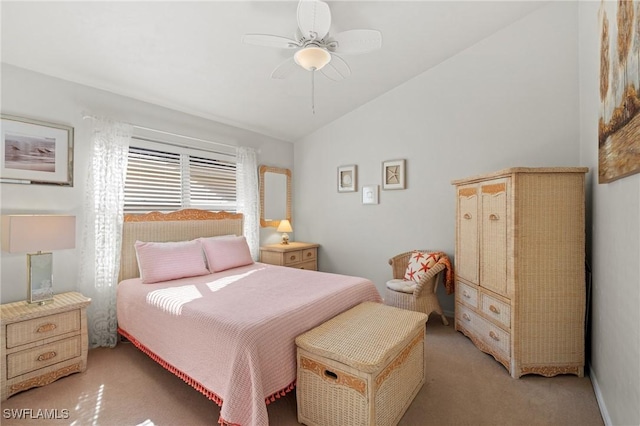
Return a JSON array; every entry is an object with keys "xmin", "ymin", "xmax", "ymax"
[
  {"xmin": 1, "ymin": 291, "xmax": 91, "ymax": 401},
  {"xmin": 260, "ymin": 242, "xmax": 319, "ymax": 270}
]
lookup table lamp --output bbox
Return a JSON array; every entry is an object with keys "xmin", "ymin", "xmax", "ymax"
[
  {"xmin": 276, "ymin": 219, "xmax": 293, "ymax": 245},
  {"xmin": 1, "ymin": 215, "xmax": 76, "ymax": 304}
]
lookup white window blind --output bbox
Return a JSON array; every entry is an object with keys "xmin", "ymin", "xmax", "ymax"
[{"xmin": 124, "ymin": 140, "xmax": 236, "ymax": 213}]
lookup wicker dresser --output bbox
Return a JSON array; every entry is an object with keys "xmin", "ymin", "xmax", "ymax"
[
  {"xmin": 452, "ymin": 167, "xmax": 588, "ymax": 378},
  {"xmin": 1, "ymin": 292, "xmax": 91, "ymax": 400}
]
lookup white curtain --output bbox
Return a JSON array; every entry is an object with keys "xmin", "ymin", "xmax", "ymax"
[
  {"xmin": 78, "ymin": 117, "xmax": 132, "ymax": 348},
  {"xmin": 236, "ymin": 147, "xmax": 259, "ymax": 260}
]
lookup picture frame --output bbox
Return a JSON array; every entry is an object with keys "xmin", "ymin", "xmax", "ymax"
[
  {"xmin": 362, "ymin": 185, "xmax": 379, "ymax": 205},
  {"xmin": 597, "ymin": 1, "xmax": 640, "ymax": 183},
  {"xmin": 382, "ymin": 159, "xmax": 405, "ymax": 190},
  {"xmin": 1, "ymin": 114, "xmax": 74, "ymax": 186},
  {"xmin": 337, "ymin": 164, "xmax": 357, "ymax": 192}
]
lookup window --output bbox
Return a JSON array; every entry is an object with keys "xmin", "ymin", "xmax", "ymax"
[{"xmin": 124, "ymin": 140, "xmax": 236, "ymax": 213}]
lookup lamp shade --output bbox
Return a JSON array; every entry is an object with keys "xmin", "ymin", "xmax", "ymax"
[
  {"xmin": 276, "ymin": 219, "xmax": 293, "ymax": 233},
  {"xmin": 1, "ymin": 215, "xmax": 76, "ymax": 253},
  {"xmin": 294, "ymin": 46, "xmax": 332, "ymax": 71}
]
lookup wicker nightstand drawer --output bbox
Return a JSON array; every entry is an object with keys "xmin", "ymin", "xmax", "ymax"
[
  {"xmin": 301, "ymin": 249, "xmax": 316, "ymax": 261},
  {"xmin": 294, "ymin": 260, "xmax": 317, "ymax": 270},
  {"xmin": 7, "ymin": 336, "xmax": 81, "ymax": 379},
  {"xmin": 284, "ymin": 250, "xmax": 302, "ymax": 265},
  {"xmin": 6, "ymin": 310, "xmax": 80, "ymax": 349}
]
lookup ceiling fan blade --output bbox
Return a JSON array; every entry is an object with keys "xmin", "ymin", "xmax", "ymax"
[
  {"xmin": 331, "ymin": 30, "xmax": 383, "ymax": 54},
  {"xmin": 320, "ymin": 54, "xmax": 351, "ymax": 81},
  {"xmin": 242, "ymin": 34, "xmax": 300, "ymax": 49},
  {"xmin": 271, "ymin": 57, "xmax": 298, "ymax": 79},
  {"xmin": 297, "ymin": 0, "xmax": 331, "ymax": 40}
]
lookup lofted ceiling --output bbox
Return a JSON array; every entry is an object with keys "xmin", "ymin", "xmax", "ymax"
[{"xmin": 1, "ymin": 1, "xmax": 546, "ymax": 142}]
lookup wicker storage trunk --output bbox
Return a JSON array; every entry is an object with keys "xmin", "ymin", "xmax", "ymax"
[{"xmin": 295, "ymin": 302, "xmax": 428, "ymax": 426}]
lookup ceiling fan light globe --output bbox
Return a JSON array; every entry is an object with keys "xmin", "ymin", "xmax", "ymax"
[{"xmin": 294, "ymin": 46, "xmax": 331, "ymax": 71}]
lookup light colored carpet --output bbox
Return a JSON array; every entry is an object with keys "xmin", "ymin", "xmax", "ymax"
[{"xmin": 1, "ymin": 318, "xmax": 603, "ymax": 425}]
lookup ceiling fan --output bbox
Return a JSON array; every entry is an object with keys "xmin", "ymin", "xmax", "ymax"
[{"xmin": 242, "ymin": 0, "xmax": 382, "ymax": 113}]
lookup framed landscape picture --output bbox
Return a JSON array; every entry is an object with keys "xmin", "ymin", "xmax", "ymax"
[
  {"xmin": 1, "ymin": 114, "xmax": 74, "ymax": 186},
  {"xmin": 598, "ymin": 0, "xmax": 640, "ymax": 183}
]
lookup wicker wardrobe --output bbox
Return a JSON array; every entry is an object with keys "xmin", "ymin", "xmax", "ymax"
[{"xmin": 452, "ymin": 167, "xmax": 588, "ymax": 378}]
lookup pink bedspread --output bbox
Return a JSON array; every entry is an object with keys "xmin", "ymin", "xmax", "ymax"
[{"xmin": 117, "ymin": 263, "xmax": 382, "ymax": 425}]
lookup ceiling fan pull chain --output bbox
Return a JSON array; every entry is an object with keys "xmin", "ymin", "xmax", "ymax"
[{"xmin": 311, "ymin": 68, "xmax": 316, "ymax": 114}]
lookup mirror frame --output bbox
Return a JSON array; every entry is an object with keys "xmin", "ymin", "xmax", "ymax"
[{"xmin": 259, "ymin": 165, "xmax": 292, "ymax": 228}]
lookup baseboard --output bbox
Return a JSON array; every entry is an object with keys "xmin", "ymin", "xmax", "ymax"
[{"xmin": 589, "ymin": 363, "xmax": 612, "ymax": 426}]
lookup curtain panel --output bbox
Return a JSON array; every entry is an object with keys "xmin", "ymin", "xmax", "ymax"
[
  {"xmin": 78, "ymin": 117, "xmax": 132, "ymax": 348},
  {"xmin": 236, "ymin": 147, "xmax": 259, "ymax": 260}
]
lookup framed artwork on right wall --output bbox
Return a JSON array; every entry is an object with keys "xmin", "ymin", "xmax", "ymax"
[{"xmin": 597, "ymin": 0, "xmax": 640, "ymax": 183}]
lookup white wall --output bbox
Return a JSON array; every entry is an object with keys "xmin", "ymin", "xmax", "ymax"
[
  {"xmin": 294, "ymin": 2, "xmax": 581, "ymax": 316},
  {"xmin": 0, "ymin": 64, "xmax": 294, "ymax": 304},
  {"xmin": 578, "ymin": 3, "xmax": 640, "ymax": 425}
]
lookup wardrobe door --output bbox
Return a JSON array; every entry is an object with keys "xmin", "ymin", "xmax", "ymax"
[
  {"xmin": 456, "ymin": 185, "xmax": 479, "ymax": 284},
  {"xmin": 479, "ymin": 179, "xmax": 508, "ymax": 296}
]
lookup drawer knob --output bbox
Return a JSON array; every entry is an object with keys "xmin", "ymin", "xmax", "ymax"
[
  {"xmin": 306, "ymin": 252, "xmax": 312, "ymax": 257},
  {"xmin": 489, "ymin": 213, "xmax": 500, "ymax": 221},
  {"xmin": 290, "ymin": 255, "xmax": 296, "ymax": 260},
  {"xmin": 489, "ymin": 305, "xmax": 500, "ymax": 314},
  {"xmin": 463, "ymin": 290, "xmax": 471, "ymax": 299},
  {"xmin": 37, "ymin": 351, "xmax": 57, "ymax": 362},
  {"xmin": 462, "ymin": 313, "xmax": 471, "ymax": 321},
  {"xmin": 489, "ymin": 331, "xmax": 500, "ymax": 341},
  {"xmin": 36, "ymin": 323, "xmax": 57, "ymax": 333},
  {"xmin": 463, "ymin": 213, "xmax": 472, "ymax": 220}
]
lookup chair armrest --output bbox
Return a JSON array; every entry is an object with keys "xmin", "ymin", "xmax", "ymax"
[{"xmin": 413, "ymin": 262, "xmax": 446, "ymax": 296}]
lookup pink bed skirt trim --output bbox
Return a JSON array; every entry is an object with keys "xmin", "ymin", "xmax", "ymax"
[{"xmin": 117, "ymin": 327, "xmax": 296, "ymax": 425}]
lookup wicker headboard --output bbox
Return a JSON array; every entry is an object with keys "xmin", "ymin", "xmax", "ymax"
[{"xmin": 118, "ymin": 209, "xmax": 244, "ymax": 282}]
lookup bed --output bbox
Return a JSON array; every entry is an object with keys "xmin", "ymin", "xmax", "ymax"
[{"xmin": 116, "ymin": 209, "xmax": 382, "ymax": 426}]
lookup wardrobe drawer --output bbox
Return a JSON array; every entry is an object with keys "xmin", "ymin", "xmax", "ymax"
[
  {"xmin": 6, "ymin": 310, "xmax": 80, "ymax": 349},
  {"xmin": 7, "ymin": 336, "xmax": 81, "ymax": 379},
  {"xmin": 456, "ymin": 304, "xmax": 480, "ymax": 334},
  {"xmin": 480, "ymin": 293, "xmax": 511, "ymax": 328},
  {"xmin": 457, "ymin": 305, "xmax": 510, "ymax": 360},
  {"xmin": 457, "ymin": 282, "xmax": 478, "ymax": 308},
  {"xmin": 475, "ymin": 314, "xmax": 511, "ymax": 359}
]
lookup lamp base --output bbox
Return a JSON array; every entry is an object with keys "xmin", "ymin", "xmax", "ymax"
[
  {"xmin": 281, "ymin": 233, "xmax": 290, "ymax": 245},
  {"xmin": 27, "ymin": 252, "xmax": 54, "ymax": 305}
]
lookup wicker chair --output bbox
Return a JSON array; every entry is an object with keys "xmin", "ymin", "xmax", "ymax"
[{"xmin": 384, "ymin": 250, "xmax": 449, "ymax": 325}]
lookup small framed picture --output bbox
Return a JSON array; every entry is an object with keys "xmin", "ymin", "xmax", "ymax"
[
  {"xmin": 382, "ymin": 159, "xmax": 405, "ymax": 190},
  {"xmin": 338, "ymin": 165, "xmax": 357, "ymax": 192},
  {"xmin": 362, "ymin": 185, "xmax": 379, "ymax": 205},
  {"xmin": 1, "ymin": 114, "xmax": 74, "ymax": 186}
]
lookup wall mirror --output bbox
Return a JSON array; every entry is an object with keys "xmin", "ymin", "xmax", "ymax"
[{"xmin": 259, "ymin": 165, "xmax": 291, "ymax": 228}]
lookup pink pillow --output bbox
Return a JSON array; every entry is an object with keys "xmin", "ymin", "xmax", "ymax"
[
  {"xmin": 201, "ymin": 236, "xmax": 254, "ymax": 272},
  {"xmin": 134, "ymin": 240, "xmax": 209, "ymax": 284}
]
